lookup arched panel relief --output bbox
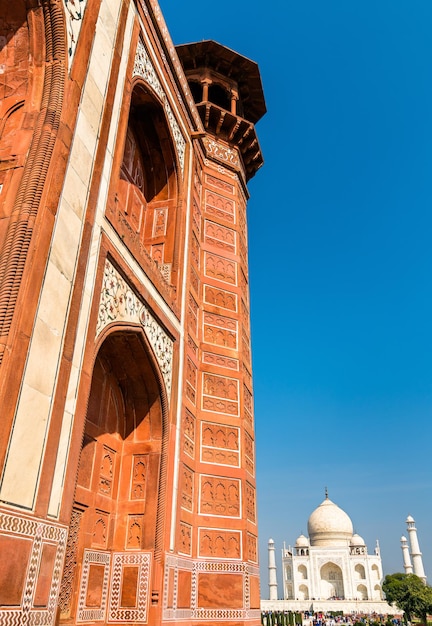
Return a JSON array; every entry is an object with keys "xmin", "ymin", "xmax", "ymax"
[
  {"xmin": 63, "ymin": 0, "xmax": 88, "ymax": 61},
  {"xmin": 96, "ymin": 259, "xmax": 173, "ymax": 397},
  {"xmin": 133, "ymin": 40, "xmax": 185, "ymax": 174}
]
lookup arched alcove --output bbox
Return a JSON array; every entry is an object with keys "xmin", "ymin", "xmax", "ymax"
[
  {"xmin": 59, "ymin": 330, "xmax": 167, "ymax": 622},
  {"xmin": 355, "ymin": 564, "xmax": 366, "ymax": 579},
  {"xmin": 298, "ymin": 564, "xmax": 308, "ymax": 579},
  {"xmin": 298, "ymin": 584, "xmax": 309, "ymax": 600},
  {"xmin": 357, "ymin": 584, "xmax": 368, "ymax": 600},
  {"xmin": 320, "ymin": 562, "xmax": 344, "ymax": 599},
  {"xmin": 116, "ymin": 84, "xmax": 179, "ymax": 282}
]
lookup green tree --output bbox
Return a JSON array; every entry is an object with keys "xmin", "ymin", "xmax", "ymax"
[{"xmin": 382, "ymin": 573, "xmax": 432, "ymax": 625}]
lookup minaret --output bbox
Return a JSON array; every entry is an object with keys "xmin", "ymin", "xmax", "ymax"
[
  {"xmin": 401, "ymin": 536, "xmax": 413, "ymax": 574},
  {"xmin": 268, "ymin": 538, "xmax": 278, "ymax": 600},
  {"xmin": 406, "ymin": 515, "xmax": 426, "ymax": 582}
]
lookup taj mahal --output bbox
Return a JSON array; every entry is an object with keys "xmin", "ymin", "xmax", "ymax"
[{"xmin": 262, "ymin": 493, "xmax": 397, "ymax": 614}]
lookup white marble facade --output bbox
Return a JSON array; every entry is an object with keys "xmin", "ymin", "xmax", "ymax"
[{"xmin": 263, "ymin": 496, "xmax": 396, "ymax": 615}]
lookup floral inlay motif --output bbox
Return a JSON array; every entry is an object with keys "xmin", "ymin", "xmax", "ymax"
[
  {"xmin": 133, "ymin": 39, "xmax": 185, "ymax": 173},
  {"xmin": 97, "ymin": 260, "xmax": 173, "ymax": 398},
  {"xmin": 63, "ymin": 0, "xmax": 88, "ymax": 61}
]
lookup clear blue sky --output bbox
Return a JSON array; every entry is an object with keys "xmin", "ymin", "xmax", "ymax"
[{"xmin": 158, "ymin": 0, "xmax": 432, "ymax": 593}]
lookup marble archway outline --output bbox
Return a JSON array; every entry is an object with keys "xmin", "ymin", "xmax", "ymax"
[{"xmin": 96, "ymin": 259, "xmax": 174, "ymax": 399}]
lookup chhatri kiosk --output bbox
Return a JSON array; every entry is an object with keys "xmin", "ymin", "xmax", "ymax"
[{"xmin": 263, "ymin": 494, "xmax": 395, "ymax": 615}]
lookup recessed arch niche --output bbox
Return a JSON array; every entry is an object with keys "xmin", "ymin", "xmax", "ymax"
[
  {"xmin": 116, "ymin": 83, "xmax": 179, "ymax": 282},
  {"xmin": 59, "ymin": 330, "xmax": 167, "ymax": 622}
]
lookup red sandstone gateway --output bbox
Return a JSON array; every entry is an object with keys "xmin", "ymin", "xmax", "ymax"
[{"xmin": 0, "ymin": 1, "xmax": 265, "ymax": 624}]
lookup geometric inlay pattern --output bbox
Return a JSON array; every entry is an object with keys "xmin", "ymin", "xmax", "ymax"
[
  {"xmin": 133, "ymin": 39, "xmax": 185, "ymax": 173},
  {"xmin": 77, "ymin": 550, "xmax": 110, "ymax": 622},
  {"xmin": 96, "ymin": 259, "xmax": 173, "ymax": 398},
  {"xmin": 162, "ymin": 554, "xmax": 260, "ymax": 622},
  {"xmin": 0, "ymin": 511, "xmax": 68, "ymax": 626},
  {"xmin": 108, "ymin": 551, "xmax": 151, "ymax": 622}
]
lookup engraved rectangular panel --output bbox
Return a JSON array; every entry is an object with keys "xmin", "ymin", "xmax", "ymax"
[
  {"xmin": 108, "ymin": 552, "xmax": 151, "ymax": 622},
  {"xmin": 130, "ymin": 454, "xmax": 148, "ymax": 501},
  {"xmin": 77, "ymin": 550, "xmax": 110, "ymax": 622},
  {"xmin": 205, "ymin": 189, "xmax": 235, "ymax": 223},
  {"xmin": 199, "ymin": 475, "xmax": 240, "ymax": 517},
  {"xmin": 181, "ymin": 465, "xmax": 194, "ymax": 512},
  {"xmin": 197, "ymin": 573, "xmax": 243, "ymax": 608},
  {"xmin": 98, "ymin": 446, "xmax": 115, "ymax": 496},
  {"xmin": 182, "ymin": 408, "xmax": 195, "ymax": 458},
  {"xmin": 186, "ymin": 357, "xmax": 197, "ymax": 405},
  {"xmin": 203, "ymin": 352, "xmax": 239, "ymax": 370},
  {"xmin": 203, "ymin": 312, "xmax": 237, "ymax": 350},
  {"xmin": 201, "ymin": 422, "xmax": 240, "ymax": 467},
  {"xmin": 204, "ymin": 252, "xmax": 237, "ymax": 285},
  {"xmin": 204, "ymin": 221, "xmax": 236, "ymax": 254},
  {"xmin": 204, "ymin": 284, "xmax": 237, "ymax": 312},
  {"xmin": 179, "ymin": 521, "xmax": 192, "ymax": 556},
  {"xmin": 198, "ymin": 528, "xmax": 241, "ymax": 559},
  {"xmin": 0, "ymin": 535, "xmax": 32, "ymax": 605},
  {"xmin": 202, "ymin": 373, "xmax": 239, "ymax": 417},
  {"xmin": 245, "ymin": 482, "xmax": 256, "ymax": 524},
  {"xmin": 247, "ymin": 533, "xmax": 258, "ymax": 563},
  {"xmin": 126, "ymin": 515, "xmax": 143, "ymax": 549},
  {"xmin": 205, "ymin": 174, "xmax": 235, "ymax": 195},
  {"xmin": 244, "ymin": 431, "xmax": 255, "ymax": 476},
  {"xmin": 152, "ymin": 207, "xmax": 168, "ymax": 236}
]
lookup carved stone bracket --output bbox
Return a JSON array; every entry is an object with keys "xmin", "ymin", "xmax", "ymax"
[
  {"xmin": 133, "ymin": 39, "xmax": 186, "ymax": 174},
  {"xmin": 96, "ymin": 260, "xmax": 173, "ymax": 398}
]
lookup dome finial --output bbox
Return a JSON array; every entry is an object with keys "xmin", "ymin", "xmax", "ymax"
[{"xmin": 325, "ymin": 486, "xmax": 328, "ymax": 499}]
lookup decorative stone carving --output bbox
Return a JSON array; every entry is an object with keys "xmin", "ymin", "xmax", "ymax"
[
  {"xmin": 186, "ymin": 357, "xmax": 197, "ymax": 405},
  {"xmin": 205, "ymin": 252, "xmax": 237, "ymax": 285},
  {"xmin": 203, "ymin": 312, "xmax": 237, "ymax": 349},
  {"xmin": 244, "ymin": 432, "xmax": 255, "ymax": 475},
  {"xmin": 204, "ymin": 285, "xmax": 237, "ymax": 312},
  {"xmin": 199, "ymin": 476, "xmax": 240, "ymax": 517},
  {"xmin": 59, "ymin": 508, "xmax": 83, "ymax": 616},
  {"xmin": 205, "ymin": 190, "xmax": 235, "ymax": 223},
  {"xmin": 203, "ymin": 137, "xmax": 240, "ymax": 169},
  {"xmin": 77, "ymin": 550, "xmax": 111, "ymax": 622},
  {"xmin": 179, "ymin": 522, "xmax": 192, "ymax": 556},
  {"xmin": 204, "ymin": 222, "xmax": 236, "ymax": 254},
  {"xmin": 127, "ymin": 515, "xmax": 143, "ymax": 549},
  {"xmin": 0, "ymin": 512, "xmax": 67, "ymax": 626},
  {"xmin": 108, "ymin": 551, "xmax": 151, "ymax": 622},
  {"xmin": 97, "ymin": 260, "xmax": 173, "ymax": 398},
  {"xmin": 131, "ymin": 455, "xmax": 148, "ymax": 501},
  {"xmin": 63, "ymin": 0, "xmax": 88, "ymax": 60},
  {"xmin": 201, "ymin": 422, "xmax": 240, "ymax": 467},
  {"xmin": 182, "ymin": 409, "xmax": 195, "ymax": 458},
  {"xmin": 181, "ymin": 466, "xmax": 194, "ymax": 512},
  {"xmin": 245, "ymin": 483, "xmax": 256, "ymax": 524},
  {"xmin": 247, "ymin": 533, "xmax": 258, "ymax": 563},
  {"xmin": 203, "ymin": 352, "xmax": 239, "ymax": 370},
  {"xmin": 199, "ymin": 529, "xmax": 241, "ymax": 559},
  {"xmin": 205, "ymin": 174, "xmax": 235, "ymax": 195},
  {"xmin": 133, "ymin": 40, "xmax": 185, "ymax": 173}
]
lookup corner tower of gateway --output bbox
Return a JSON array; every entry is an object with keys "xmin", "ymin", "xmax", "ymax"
[{"xmin": 0, "ymin": 2, "xmax": 265, "ymax": 625}]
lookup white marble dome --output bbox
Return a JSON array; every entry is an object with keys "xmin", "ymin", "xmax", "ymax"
[
  {"xmin": 307, "ymin": 496, "xmax": 353, "ymax": 546},
  {"xmin": 295, "ymin": 534, "xmax": 310, "ymax": 547},
  {"xmin": 350, "ymin": 533, "xmax": 365, "ymax": 546}
]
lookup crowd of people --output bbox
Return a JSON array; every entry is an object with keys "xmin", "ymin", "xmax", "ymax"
[{"xmin": 261, "ymin": 611, "xmax": 403, "ymax": 626}]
